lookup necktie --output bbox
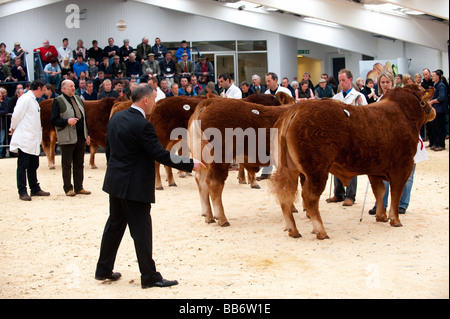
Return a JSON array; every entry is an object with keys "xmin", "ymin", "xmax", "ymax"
[
  {"xmin": 343, "ymin": 91, "xmax": 347, "ymax": 98},
  {"xmin": 70, "ymin": 97, "xmax": 82, "ymax": 119},
  {"xmin": 184, "ymin": 62, "xmax": 187, "ymax": 72}
]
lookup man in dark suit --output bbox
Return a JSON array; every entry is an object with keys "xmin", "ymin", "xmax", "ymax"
[{"xmin": 95, "ymin": 83, "xmax": 204, "ymax": 289}]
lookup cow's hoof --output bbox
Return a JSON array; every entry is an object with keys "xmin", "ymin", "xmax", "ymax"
[
  {"xmin": 376, "ymin": 215, "xmax": 388, "ymax": 222},
  {"xmin": 91, "ymin": 166, "xmax": 98, "ymax": 169},
  {"xmin": 390, "ymin": 219, "xmax": 403, "ymax": 227},
  {"xmin": 238, "ymin": 180, "xmax": 247, "ymax": 184},
  {"xmin": 49, "ymin": 167, "xmax": 55, "ymax": 170},
  {"xmin": 287, "ymin": 229, "xmax": 302, "ymax": 238},
  {"xmin": 169, "ymin": 183, "xmax": 177, "ymax": 187},
  {"xmin": 219, "ymin": 221, "xmax": 230, "ymax": 227},
  {"xmin": 251, "ymin": 184, "xmax": 261, "ymax": 189},
  {"xmin": 292, "ymin": 206, "xmax": 298, "ymax": 213},
  {"xmin": 155, "ymin": 186, "xmax": 164, "ymax": 190},
  {"xmin": 206, "ymin": 219, "xmax": 216, "ymax": 224},
  {"xmin": 316, "ymin": 233, "xmax": 330, "ymax": 240}
]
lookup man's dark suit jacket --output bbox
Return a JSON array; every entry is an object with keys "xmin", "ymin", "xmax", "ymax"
[{"xmin": 103, "ymin": 107, "xmax": 194, "ymax": 203}]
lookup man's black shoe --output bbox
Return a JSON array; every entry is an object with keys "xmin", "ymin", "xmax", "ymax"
[
  {"xmin": 95, "ymin": 272, "xmax": 122, "ymax": 281},
  {"xmin": 142, "ymin": 279, "xmax": 179, "ymax": 289}
]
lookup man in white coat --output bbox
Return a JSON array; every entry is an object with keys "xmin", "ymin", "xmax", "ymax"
[
  {"xmin": 326, "ymin": 69, "xmax": 367, "ymax": 206},
  {"xmin": 9, "ymin": 80, "xmax": 50, "ymax": 201},
  {"xmin": 218, "ymin": 73, "xmax": 242, "ymax": 99}
]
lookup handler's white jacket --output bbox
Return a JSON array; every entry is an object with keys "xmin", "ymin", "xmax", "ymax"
[
  {"xmin": 9, "ymin": 90, "xmax": 42, "ymax": 156},
  {"xmin": 264, "ymin": 85, "xmax": 293, "ymax": 97},
  {"xmin": 221, "ymin": 83, "xmax": 242, "ymax": 99},
  {"xmin": 333, "ymin": 87, "xmax": 367, "ymax": 105}
]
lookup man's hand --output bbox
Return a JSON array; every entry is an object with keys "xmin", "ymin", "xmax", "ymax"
[
  {"xmin": 68, "ymin": 117, "xmax": 79, "ymax": 126},
  {"xmin": 192, "ymin": 159, "xmax": 206, "ymax": 171}
]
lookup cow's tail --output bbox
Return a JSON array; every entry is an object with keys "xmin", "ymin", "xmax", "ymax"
[{"xmin": 270, "ymin": 108, "xmax": 299, "ymax": 206}]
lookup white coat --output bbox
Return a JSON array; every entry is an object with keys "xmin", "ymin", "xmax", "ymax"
[
  {"xmin": 9, "ymin": 90, "xmax": 42, "ymax": 156},
  {"xmin": 264, "ymin": 85, "xmax": 293, "ymax": 97},
  {"xmin": 332, "ymin": 87, "xmax": 367, "ymax": 105},
  {"xmin": 221, "ymin": 83, "xmax": 242, "ymax": 99}
]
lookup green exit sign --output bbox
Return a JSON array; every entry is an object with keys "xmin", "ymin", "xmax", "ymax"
[{"xmin": 298, "ymin": 50, "xmax": 310, "ymax": 54}]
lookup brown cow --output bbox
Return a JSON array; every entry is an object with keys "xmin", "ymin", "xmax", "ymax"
[
  {"xmin": 270, "ymin": 85, "xmax": 435, "ymax": 239},
  {"xmin": 188, "ymin": 93, "xmax": 296, "ymax": 226},
  {"xmin": 40, "ymin": 97, "xmax": 117, "ymax": 169}
]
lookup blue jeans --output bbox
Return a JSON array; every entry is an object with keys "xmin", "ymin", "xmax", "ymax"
[
  {"xmin": 376, "ymin": 164, "xmax": 415, "ymax": 210},
  {"xmin": 261, "ymin": 164, "xmax": 273, "ymax": 175},
  {"xmin": 0, "ymin": 128, "xmax": 5, "ymax": 156},
  {"xmin": 44, "ymin": 73, "xmax": 62, "ymax": 90}
]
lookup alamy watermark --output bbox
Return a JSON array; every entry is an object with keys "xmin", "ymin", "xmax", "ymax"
[{"xmin": 65, "ymin": 4, "xmax": 80, "ymax": 29}]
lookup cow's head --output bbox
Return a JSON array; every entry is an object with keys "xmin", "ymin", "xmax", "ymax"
[{"xmin": 404, "ymin": 84, "xmax": 436, "ymax": 123}]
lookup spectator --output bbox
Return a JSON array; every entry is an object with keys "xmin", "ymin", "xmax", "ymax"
[
  {"xmin": 73, "ymin": 39, "xmax": 87, "ymax": 62},
  {"xmin": 190, "ymin": 75, "xmax": 203, "ymax": 94},
  {"xmin": 0, "ymin": 89, "xmax": 9, "ymax": 158},
  {"xmin": 43, "ymin": 57, "xmax": 62, "ymax": 91},
  {"xmin": 176, "ymin": 53, "xmax": 194, "ymax": 79},
  {"xmin": 57, "ymin": 38, "xmax": 73, "ymax": 63},
  {"xmin": 10, "ymin": 42, "xmax": 28, "ymax": 67},
  {"xmin": 250, "ymin": 74, "xmax": 266, "ymax": 94},
  {"xmin": 148, "ymin": 76, "xmax": 166, "ymax": 102},
  {"xmin": 11, "ymin": 57, "xmax": 27, "ymax": 82},
  {"xmin": 8, "ymin": 84, "xmax": 24, "ymax": 115},
  {"xmin": 194, "ymin": 56, "xmax": 213, "ymax": 85},
  {"xmin": 159, "ymin": 79, "xmax": 169, "ymax": 96},
  {"xmin": 355, "ymin": 77, "xmax": 365, "ymax": 91},
  {"xmin": 263, "ymin": 72, "xmax": 292, "ymax": 97},
  {"xmin": 103, "ymin": 37, "xmax": 120, "ymax": 64},
  {"xmin": 402, "ymin": 74, "xmax": 413, "ymax": 86},
  {"xmin": 152, "ymin": 37, "xmax": 167, "ymax": 61},
  {"xmin": 159, "ymin": 51, "xmax": 176, "ymax": 86},
  {"xmin": 198, "ymin": 81, "xmax": 218, "ymax": 96},
  {"xmin": 38, "ymin": 83, "xmax": 59, "ymax": 102},
  {"xmin": 99, "ymin": 57, "xmax": 113, "ymax": 78},
  {"xmin": 175, "ymin": 40, "xmax": 191, "ymax": 62},
  {"xmin": 395, "ymin": 74, "xmax": 403, "ymax": 87},
  {"xmin": 94, "ymin": 71, "xmax": 105, "ymax": 92},
  {"xmin": 281, "ymin": 77, "xmax": 296, "ymax": 98},
  {"xmin": 240, "ymin": 81, "xmax": 255, "ymax": 98},
  {"xmin": 302, "ymin": 72, "xmax": 315, "ymax": 93},
  {"xmin": 326, "ymin": 69, "xmax": 367, "ymax": 207},
  {"xmin": 184, "ymin": 84, "xmax": 196, "ymax": 97},
  {"xmin": 314, "ymin": 78, "xmax": 334, "ymax": 99},
  {"xmin": 422, "ymin": 68, "xmax": 434, "ymax": 142},
  {"xmin": 81, "ymin": 80, "xmax": 97, "ymax": 101},
  {"xmin": 111, "ymin": 55, "xmax": 126, "ymax": 78},
  {"xmin": 9, "ymin": 80, "xmax": 50, "ymax": 200},
  {"xmin": 429, "ymin": 70, "xmax": 448, "ymax": 152},
  {"xmin": 120, "ymin": 39, "xmax": 133, "ymax": 62},
  {"xmin": 166, "ymin": 83, "xmax": 181, "ymax": 97},
  {"xmin": 60, "ymin": 57, "xmax": 73, "ymax": 79},
  {"xmin": 72, "ymin": 53, "xmax": 89, "ymax": 80},
  {"xmin": 75, "ymin": 78, "xmax": 87, "ymax": 96},
  {"xmin": 98, "ymin": 79, "xmax": 119, "ymax": 99},
  {"xmin": 360, "ymin": 78, "xmax": 379, "ymax": 104},
  {"xmin": 178, "ymin": 77, "xmax": 189, "ymax": 95},
  {"xmin": 327, "ymin": 75, "xmax": 338, "ymax": 94},
  {"xmin": 136, "ymin": 37, "xmax": 152, "ymax": 64},
  {"xmin": 88, "ymin": 57, "xmax": 99, "ymax": 79},
  {"xmin": 124, "ymin": 82, "xmax": 137, "ymax": 100},
  {"xmin": 141, "ymin": 53, "xmax": 160, "ymax": 79},
  {"xmin": 51, "ymin": 79, "xmax": 91, "ymax": 196},
  {"xmin": 34, "ymin": 39, "xmax": 58, "ymax": 66},
  {"xmin": 0, "ymin": 63, "xmax": 12, "ymax": 82},
  {"xmin": 125, "ymin": 53, "xmax": 141, "ymax": 79},
  {"xmin": 87, "ymin": 40, "xmax": 103, "ymax": 66},
  {"xmin": 414, "ymin": 73, "xmax": 422, "ymax": 85},
  {"xmin": 296, "ymin": 79, "xmax": 315, "ymax": 101},
  {"xmin": 218, "ymin": 73, "xmax": 242, "ymax": 99},
  {"xmin": 0, "ymin": 43, "xmax": 11, "ymax": 67},
  {"xmin": 114, "ymin": 80, "xmax": 125, "ymax": 98}
]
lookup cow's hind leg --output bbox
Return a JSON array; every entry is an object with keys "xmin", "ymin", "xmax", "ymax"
[
  {"xmin": 245, "ymin": 166, "xmax": 260, "ymax": 189},
  {"xmin": 195, "ymin": 166, "xmax": 215, "ymax": 224},
  {"xmin": 207, "ymin": 164, "xmax": 230, "ymax": 227},
  {"xmin": 89, "ymin": 143, "xmax": 99, "ymax": 169},
  {"xmin": 155, "ymin": 162, "xmax": 164, "ymax": 190},
  {"xmin": 368, "ymin": 176, "xmax": 388, "ymax": 222},
  {"xmin": 388, "ymin": 175, "xmax": 410, "ymax": 227},
  {"xmin": 237, "ymin": 164, "xmax": 246, "ymax": 184},
  {"xmin": 302, "ymin": 172, "xmax": 329, "ymax": 239}
]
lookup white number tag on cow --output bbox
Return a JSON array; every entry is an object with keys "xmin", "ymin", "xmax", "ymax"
[
  {"xmin": 183, "ymin": 104, "xmax": 191, "ymax": 111},
  {"xmin": 343, "ymin": 109, "xmax": 350, "ymax": 117},
  {"xmin": 252, "ymin": 109, "xmax": 260, "ymax": 115}
]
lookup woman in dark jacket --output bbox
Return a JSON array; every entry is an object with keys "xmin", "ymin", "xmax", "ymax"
[{"xmin": 429, "ymin": 70, "xmax": 448, "ymax": 151}]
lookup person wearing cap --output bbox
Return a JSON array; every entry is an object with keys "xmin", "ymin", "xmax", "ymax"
[
  {"xmin": 111, "ymin": 55, "xmax": 126, "ymax": 78},
  {"xmin": 141, "ymin": 53, "xmax": 160, "ymax": 79},
  {"xmin": 175, "ymin": 40, "xmax": 191, "ymax": 62},
  {"xmin": 194, "ymin": 56, "xmax": 213, "ymax": 84},
  {"xmin": 176, "ymin": 52, "xmax": 194, "ymax": 78},
  {"xmin": 10, "ymin": 42, "xmax": 29, "ymax": 67},
  {"xmin": 198, "ymin": 81, "xmax": 218, "ymax": 96},
  {"xmin": 314, "ymin": 78, "xmax": 335, "ymax": 99}
]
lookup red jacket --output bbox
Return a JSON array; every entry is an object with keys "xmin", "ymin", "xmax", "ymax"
[{"xmin": 34, "ymin": 45, "xmax": 58, "ymax": 64}]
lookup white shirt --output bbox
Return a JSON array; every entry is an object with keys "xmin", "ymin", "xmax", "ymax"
[
  {"xmin": 57, "ymin": 46, "xmax": 73, "ymax": 62},
  {"xmin": 9, "ymin": 91, "xmax": 42, "ymax": 156},
  {"xmin": 332, "ymin": 87, "xmax": 367, "ymax": 105},
  {"xmin": 264, "ymin": 85, "xmax": 293, "ymax": 97},
  {"xmin": 131, "ymin": 105, "xmax": 146, "ymax": 118},
  {"xmin": 156, "ymin": 87, "xmax": 166, "ymax": 102},
  {"xmin": 221, "ymin": 83, "xmax": 242, "ymax": 99}
]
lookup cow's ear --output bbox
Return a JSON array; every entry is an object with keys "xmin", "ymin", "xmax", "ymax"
[{"xmin": 421, "ymin": 88, "xmax": 434, "ymax": 103}]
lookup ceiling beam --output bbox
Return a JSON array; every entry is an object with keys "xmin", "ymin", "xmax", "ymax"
[
  {"xmin": 0, "ymin": 0, "xmax": 64, "ymax": 18},
  {"xmin": 244, "ymin": 0, "xmax": 448, "ymax": 51},
  {"xmin": 133, "ymin": 0, "xmax": 378, "ymax": 56},
  {"xmin": 381, "ymin": 0, "xmax": 449, "ymax": 20}
]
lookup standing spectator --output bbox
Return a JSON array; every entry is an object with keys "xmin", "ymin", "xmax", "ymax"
[
  {"xmin": 240, "ymin": 81, "xmax": 255, "ymax": 98},
  {"xmin": 103, "ymin": 37, "xmax": 120, "ymax": 65},
  {"xmin": 314, "ymin": 78, "xmax": 335, "ymax": 99},
  {"xmin": 194, "ymin": 56, "xmax": 213, "ymax": 85},
  {"xmin": 9, "ymin": 80, "xmax": 50, "ymax": 200},
  {"xmin": 43, "ymin": 57, "xmax": 62, "ymax": 91},
  {"xmin": 51, "ymin": 79, "xmax": 91, "ymax": 196},
  {"xmin": 87, "ymin": 40, "xmax": 103, "ymax": 66},
  {"xmin": 34, "ymin": 39, "xmax": 58, "ymax": 66},
  {"xmin": 429, "ymin": 70, "xmax": 448, "ymax": 151},
  {"xmin": 175, "ymin": 40, "xmax": 191, "ymax": 62},
  {"xmin": 159, "ymin": 51, "xmax": 176, "ymax": 86},
  {"xmin": 73, "ymin": 39, "xmax": 87, "ymax": 62},
  {"xmin": 10, "ymin": 57, "xmax": 28, "ymax": 82},
  {"xmin": 57, "ymin": 38, "xmax": 73, "ymax": 63},
  {"xmin": 141, "ymin": 53, "xmax": 160, "ymax": 79},
  {"xmin": 422, "ymin": 68, "xmax": 435, "ymax": 144},
  {"xmin": 326, "ymin": 69, "xmax": 367, "ymax": 207},
  {"xmin": 136, "ymin": 37, "xmax": 152, "ymax": 64},
  {"xmin": 10, "ymin": 42, "xmax": 28, "ymax": 67},
  {"xmin": 72, "ymin": 53, "xmax": 89, "ymax": 80},
  {"xmin": 0, "ymin": 89, "xmax": 9, "ymax": 158},
  {"xmin": 125, "ymin": 53, "xmax": 141, "ymax": 79},
  {"xmin": 218, "ymin": 73, "xmax": 242, "ymax": 99},
  {"xmin": 152, "ymin": 37, "xmax": 167, "ymax": 62},
  {"xmin": 250, "ymin": 74, "xmax": 266, "ymax": 94},
  {"xmin": 81, "ymin": 81, "xmax": 98, "ymax": 101}
]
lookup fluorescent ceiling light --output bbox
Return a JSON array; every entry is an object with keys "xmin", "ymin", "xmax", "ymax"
[
  {"xmin": 364, "ymin": 3, "xmax": 424, "ymax": 17},
  {"xmin": 303, "ymin": 17, "xmax": 341, "ymax": 28}
]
